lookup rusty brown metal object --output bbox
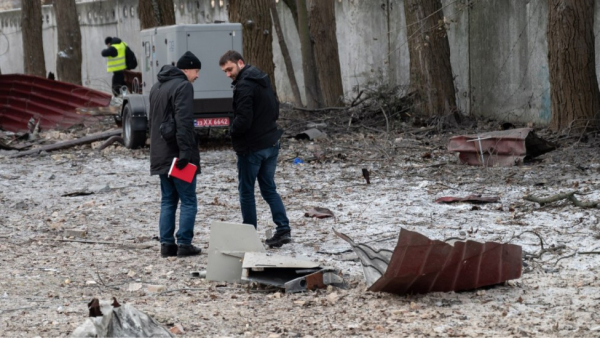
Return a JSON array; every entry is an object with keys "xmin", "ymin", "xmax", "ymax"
[
  {"xmin": 0, "ymin": 74, "xmax": 111, "ymax": 132},
  {"xmin": 447, "ymin": 128, "xmax": 556, "ymax": 166},
  {"xmin": 88, "ymin": 298, "xmax": 103, "ymax": 317},
  {"xmin": 123, "ymin": 70, "xmax": 142, "ymax": 94},
  {"xmin": 362, "ymin": 168, "xmax": 370, "ymax": 184},
  {"xmin": 304, "ymin": 271, "xmax": 327, "ymax": 290},
  {"xmin": 336, "ymin": 228, "xmax": 522, "ymax": 295}
]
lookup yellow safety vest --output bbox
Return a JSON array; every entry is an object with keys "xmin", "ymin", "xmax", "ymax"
[{"xmin": 107, "ymin": 42, "xmax": 127, "ymax": 73}]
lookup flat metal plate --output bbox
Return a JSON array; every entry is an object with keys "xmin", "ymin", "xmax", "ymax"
[
  {"xmin": 206, "ymin": 221, "xmax": 265, "ymax": 282},
  {"xmin": 242, "ymin": 252, "xmax": 320, "ymax": 269}
]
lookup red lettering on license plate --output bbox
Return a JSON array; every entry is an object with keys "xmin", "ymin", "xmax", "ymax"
[{"xmin": 194, "ymin": 117, "xmax": 230, "ymax": 127}]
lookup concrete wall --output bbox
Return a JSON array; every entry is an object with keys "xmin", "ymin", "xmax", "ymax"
[
  {"xmin": 0, "ymin": 0, "xmax": 227, "ymax": 94},
  {"xmin": 1, "ymin": 0, "xmax": 600, "ymax": 125},
  {"xmin": 469, "ymin": 0, "xmax": 550, "ymax": 124}
]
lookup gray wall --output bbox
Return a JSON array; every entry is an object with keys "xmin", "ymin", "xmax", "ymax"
[{"xmin": 1, "ymin": 0, "xmax": 600, "ymax": 125}]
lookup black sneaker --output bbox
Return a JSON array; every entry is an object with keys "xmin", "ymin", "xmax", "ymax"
[
  {"xmin": 265, "ymin": 230, "xmax": 292, "ymax": 248},
  {"xmin": 160, "ymin": 243, "xmax": 178, "ymax": 258},
  {"xmin": 177, "ymin": 244, "xmax": 202, "ymax": 257}
]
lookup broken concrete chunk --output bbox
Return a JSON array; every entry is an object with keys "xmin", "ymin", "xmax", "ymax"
[
  {"xmin": 335, "ymin": 228, "xmax": 522, "ymax": 295},
  {"xmin": 295, "ymin": 128, "xmax": 328, "ymax": 141},
  {"xmin": 206, "ymin": 221, "xmax": 266, "ymax": 283},
  {"xmin": 127, "ymin": 283, "xmax": 143, "ymax": 292},
  {"xmin": 64, "ymin": 229, "xmax": 88, "ymax": 238},
  {"xmin": 146, "ymin": 285, "xmax": 166, "ymax": 293}
]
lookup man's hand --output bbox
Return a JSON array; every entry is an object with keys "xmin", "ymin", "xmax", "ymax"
[{"xmin": 176, "ymin": 158, "xmax": 189, "ymax": 170}]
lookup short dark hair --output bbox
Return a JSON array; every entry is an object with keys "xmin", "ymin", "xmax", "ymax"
[
  {"xmin": 105, "ymin": 36, "xmax": 113, "ymax": 45},
  {"xmin": 219, "ymin": 50, "xmax": 244, "ymax": 66}
]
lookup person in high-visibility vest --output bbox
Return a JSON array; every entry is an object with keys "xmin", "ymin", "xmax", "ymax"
[{"xmin": 101, "ymin": 36, "xmax": 128, "ymax": 96}]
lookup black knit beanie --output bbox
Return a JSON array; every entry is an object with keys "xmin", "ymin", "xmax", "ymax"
[
  {"xmin": 177, "ymin": 51, "xmax": 202, "ymax": 70},
  {"xmin": 105, "ymin": 37, "xmax": 113, "ymax": 45}
]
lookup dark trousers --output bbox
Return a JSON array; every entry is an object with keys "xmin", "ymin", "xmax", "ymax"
[
  {"xmin": 158, "ymin": 174, "xmax": 198, "ymax": 245},
  {"xmin": 111, "ymin": 70, "xmax": 125, "ymax": 96},
  {"xmin": 236, "ymin": 143, "xmax": 290, "ymax": 232}
]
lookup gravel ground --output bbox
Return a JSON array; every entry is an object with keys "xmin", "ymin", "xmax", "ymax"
[{"xmin": 1, "ymin": 119, "xmax": 600, "ymax": 337}]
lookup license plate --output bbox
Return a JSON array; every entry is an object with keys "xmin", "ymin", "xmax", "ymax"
[{"xmin": 194, "ymin": 117, "xmax": 230, "ymax": 127}]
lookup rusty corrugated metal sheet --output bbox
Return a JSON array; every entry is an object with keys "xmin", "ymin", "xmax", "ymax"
[
  {"xmin": 0, "ymin": 74, "xmax": 112, "ymax": 132},
  {"xmin": 447, "ymin": 128, "xmax": 531, "ymax": 166},
  {"xmin": 447, "ymin": 128, "xmax": 556, "ymax": 166},
  {"xmin": 335, "ymin": 228, "xmax": 522, "ymax": 295}
]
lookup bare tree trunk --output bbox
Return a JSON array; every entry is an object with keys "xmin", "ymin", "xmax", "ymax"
[
  {"xmin": 308, "ymin": 0, "xmax": 343, "ymax": 107},
  {"xmin": 547, "ymin": 0, "xmax": 600, "ymax": 131},
  {"xmin": 404, "ymin": 0, "xmax": 457, "ymax": 118},
  {"xmin": 21, "ymin": 0, "xmax": 47, "ymax": 77},
  {"xmin": 54, "ymin": 0, "xmax": 81, "ymax": 85},
  {"xmin": 296, "ymin": 0, "xmax": 321, "ymax": 109},
  {"xmin": 270, "ymin": 0, "xmax": 302, "ymax": 106},
  {"xmin": 138, "ymin": 0, "xmax": 175, "ymax": 29},
  {"xmin": 229, "ymin": 0, "xmax": 277, "ymax": 94}
]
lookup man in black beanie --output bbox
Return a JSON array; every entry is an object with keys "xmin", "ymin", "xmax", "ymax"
[
  {"xmin": 149, "ymin": 51, "xmax": 202, "ymax": 258},
  {"xmin": 101, "ymin": 36, "xmax": 132, "ymax": 96}
]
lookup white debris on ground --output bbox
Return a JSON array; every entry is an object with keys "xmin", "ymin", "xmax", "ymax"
[{"xmin": 1, "ymin": 122, "xmax": 599, "ymax": 337}]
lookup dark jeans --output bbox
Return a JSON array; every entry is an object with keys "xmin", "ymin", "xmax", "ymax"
[
  {"xmin": 237, "ymin": 143, "xmax": 290, "ymax": 232},
  {"xmin": 111, "ymin": 70, "xmax": 125, "ymax": 96},
  {"xmin": 158, "ymin": 174, "xmax": 198, "ymax": 245}
]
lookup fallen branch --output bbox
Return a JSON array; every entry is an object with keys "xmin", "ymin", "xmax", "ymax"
[
  {"xmin": 555, "ymin": 251, "xmax": 600, "ymax": 265},
  {"xmin": 508, "ymin": 230, "xmax": 567, "ymax": 260},
  {"xmin": 316, "ymin": 249, "xmax": 352, "ymax": 255},
  {"xmin": 1, "ymin": 306, "xmax": 49, "ymax": 314},
  {"xmin": 158, "ymin": 288, "xmax": 208, "ymax": 295},
  {"xmin": 55, "ymin": 238, "xmax": 154, "ymax": 249},
  {"xmin": 293, "ymin": 106, "xmax": 347, "ymax": 112},
  {"xmin": 524, "ymin": 191, "xmax": 598, "ymax": 208},
  {"xmin": 96, "ymin": 135, "xmax": 124, "ymax": 151},
  {"xmin": 11, "ymin": 129, "xmax": 122, "ymax": 158},
  {"xmin": 350, "ymin": 90, "xmax": 364, "ymax": 107}
]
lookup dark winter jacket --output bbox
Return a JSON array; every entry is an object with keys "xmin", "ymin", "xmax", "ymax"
[
  {"xmin": 101, "ymin": 37, "xmax": 122, "ymax": 58},
  {"xmin": 230, "ymin": 65, "xmax": 283, "ymax": 155},
  {"xmin": 149, "ymin": 65, "xmax": 200, "ymax": 176}
]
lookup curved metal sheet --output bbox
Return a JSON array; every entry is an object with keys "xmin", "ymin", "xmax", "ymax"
[
  {"xmin": 336, "ymin": 228, "xmax": 522, "ymax": 295},
  {"xmin": 0, "ymin": 74, "xmax": 111, "ymax": 132}
]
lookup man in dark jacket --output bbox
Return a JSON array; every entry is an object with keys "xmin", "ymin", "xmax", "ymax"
[
  {"xmin": 219, "ymin": 50, "xmax": 291, "ymax": 248},
  {"xmin": 149, "ymin": 51, "xmax": 202, "ymax": 258},
  {"xmin": 101, "ymin": 37, "xmax": 128, "ymax": 96}
]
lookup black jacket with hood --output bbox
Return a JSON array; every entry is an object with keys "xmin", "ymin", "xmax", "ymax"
[
  {"xmin": 101, "ymin": 37, "xmax": 122, "ymax": 58},
  {"xmin": 230, "ymin": 65, "xmax": 283, "ymax": 155},
  {"xmin": 149, "ymin": 65, "xmax": 200, "ymax": 176}
]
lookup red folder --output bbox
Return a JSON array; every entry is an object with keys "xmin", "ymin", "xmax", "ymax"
[{"xmin": 168, "ymin": 158, "xmax": 197, "ymax": 183}]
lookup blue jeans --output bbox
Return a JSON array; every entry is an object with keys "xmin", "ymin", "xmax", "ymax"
[
  {"xmin": 237, "ymin": 143, "xmax": 290, "ymax": 232},
  {"xmin": 159, "ymin": 174, "xmax": 198, "ymax": 245}
]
